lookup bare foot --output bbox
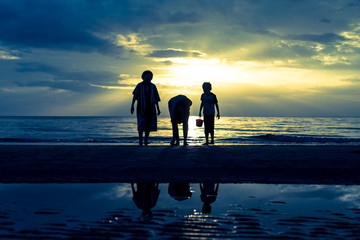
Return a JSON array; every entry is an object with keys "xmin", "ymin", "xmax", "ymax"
[{"xmin": 170, "ymin": 140, "xmax": 179, "ymax": 146}]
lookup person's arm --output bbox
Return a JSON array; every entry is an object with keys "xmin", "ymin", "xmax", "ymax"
[
  {"xmin": 131, "ymin": 85, "xmax": 139, "ymax": 115},
  {"xmin": 156, "ymin": 102, "xmax": 161, "ymax": 115},
  {"xmin": 215, "ymin": 103, "xmax": 220, "ymax": 119},
  {"xmin": 131, "ymin": 183, "xmax": 136, "ymax": 193},
  {"xmin": 130, "ymin": 96, "xmax": 136, "ymax": 114},
  {"xmin": 153, "ymin": 84, "xmax": 161, "ymax": 116},
  {"xmin": 199, "ymin": 102, "xmax": 203, "ymax": 118}
]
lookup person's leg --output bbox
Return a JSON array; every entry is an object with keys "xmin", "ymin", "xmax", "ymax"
[
  {"xmin": 209, "ymin": 115, "xmax": 215, "ymax": 144},
  {"xmin": 171, "ymin": 122, "xmax": 179, "ymax": 145},
  {"xmin": 204, "ymin": 132, "xmax": 209, "ymax": 145},
  {"xmin": 203, "ymin": 115, "xmax": 211, "ymax": 145},
  {"xmin": 138, "ymin": 131, "xmax": 143, "ymax": 145},
  {"xmin": 210, "ymin": 131, "xmax": 214, "ymax": 144},
  {"xmin": 183, "ymin": 121, "xmax": 188, "ymax": 146},
  {"xmin": 144, "ymin": 130, "xmax": 150, "ymax": 145}
]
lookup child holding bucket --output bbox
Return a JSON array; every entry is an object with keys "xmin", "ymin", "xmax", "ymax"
[{"xmin": 199, "ymin": 82, "xmax": 220, "ymax": 145}]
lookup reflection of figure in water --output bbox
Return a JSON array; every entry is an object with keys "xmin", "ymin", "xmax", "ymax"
[
  {"xmin": 131, "ymin": 183, "xmax": 160, "ymax": 216},
  {"xmin": 168, "ymin": 183, "xmax": 192, "ymax": 201},
  {"xmin": 130, "ymin": 70, "xmax": 161, "ymax": 145},
  {"xmin": 168, "ymin": 95, "xmax": 192, "ymax": 146},
  {"xmin": 199, "ymin": 82, "xmax": 220, "ymax": 145},
  {"xmin": 200, "ymin": 183, "xmax": 219, "ymax": 214}
]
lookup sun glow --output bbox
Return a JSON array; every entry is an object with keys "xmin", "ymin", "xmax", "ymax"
[
  {"xmin": 186, "ymin": 116, "xmax": 204, "ymax": 145},
  {"xmin": 159, "ymin": 58, "xmax": 247, "ymax": 87},
  {"xmin": 156, "ymin": 58, "xmax": 313, "ymax": 88}
]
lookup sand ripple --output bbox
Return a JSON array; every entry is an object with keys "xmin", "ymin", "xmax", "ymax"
[{"xmin": 2, "ymin": 205, "xmax": 360, "ymax": 239}]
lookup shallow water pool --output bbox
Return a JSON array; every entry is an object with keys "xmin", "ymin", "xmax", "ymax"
[{"xmin": 1, "ymin": 183, "xmax": 360, "ymax": 239}]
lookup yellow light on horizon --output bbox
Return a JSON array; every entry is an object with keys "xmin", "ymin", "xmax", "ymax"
[{"xmin": 157, "ymin": 58, "xmax": 247, "ymax": 87}]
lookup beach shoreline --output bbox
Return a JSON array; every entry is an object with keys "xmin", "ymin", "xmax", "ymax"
[{"xmin": 1, "ymin": 144, "xmax": 360, "ymax": 184}]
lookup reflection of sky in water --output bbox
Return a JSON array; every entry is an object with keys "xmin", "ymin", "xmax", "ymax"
[{"xmin": 1, "ymin": 183, "xmax": 360, "ymax": 239}]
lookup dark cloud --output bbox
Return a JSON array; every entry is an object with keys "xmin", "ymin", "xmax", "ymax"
[
  {"xmin": 341, "ymin": 78, "xmax": 360, "ymax": 83},
  {"xmin": 147, "ymin": 49, "xmax": 203, "ymax": 58},
  {"xmin": 0, "ymin": 0, "xmax": 360, "ymax": 116},
  {"xmin": 0, "ymin": 0, "xmax": 202, "ymax": 54},
  {"xmin": 14, "ymin": 79, "xmax": 98, "ymax": 93},
  {"xmin": 288, "ymin": 33, "xmax": 347, "ymax": 44},
  {"xmin": 167, "ymin": 12, "xmax": 199, "ymax": 23},
  {"xmin": 347, "ymin": 1, "xmax": 360, "ymax": 7},
  {"xmin": 246, "ymin": 41, "xmax": 318, "ymax": 62},
  {"xmin": 15, "ymin": 62, "xmax": 121, "ymax": 92},
  {"xmin": 204, "ymin": 0, "xmax": 355, "ymax": 36},
  {"xmin": 0, "ymin": 0, "xmax": 124, "ymax": 54},
  {"xmin": 160, "ymin": 60, "xmax": 173, "ymax": 65},
  {"xmin": 314, "ymin": 84, "xmax": 360, "ymax": 97},
  {"xmin": 217, "ymin": 83, "xmax": 360, "ymax": 117},
  {"xmin": 320, "ymin": 18, "xmax": 331, "ymax": 23}
]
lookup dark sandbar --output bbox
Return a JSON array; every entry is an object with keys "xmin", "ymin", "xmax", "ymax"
[{"xmin": 1, "ymin": 145, "xmax": 360, "ymax": 184}]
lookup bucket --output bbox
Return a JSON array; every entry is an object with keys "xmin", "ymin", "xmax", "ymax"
[{"xmin": 196, "ymin": 119, "xmax": 203, "ymax": 127}]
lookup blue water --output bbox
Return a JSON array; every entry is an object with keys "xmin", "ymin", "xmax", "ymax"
[
  {"xmin": 0, "ymin": 116, "xmax": 360, "ymax": 145},
  {"xmin": 1, "ymin": 183, "xmax": 360, "ymax": 239},
  {"xmin": 1, "ymin": 116, "xmax": 360, "ymax": 239}
]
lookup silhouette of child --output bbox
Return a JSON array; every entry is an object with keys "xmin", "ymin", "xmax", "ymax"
[
  {"xmin": 131, "ymin": 70, "xmax": 161, "ymax": 145},
  {"xmin": 168, "ymin": 95, "xmax": 192, "ymax": 146},
  {"xmin": 200, "ymin": 183, "xmax": 219, "ymax": 214},
  {"xmin": 199, "ymin": 82, "xmax": 220, "ymax": 145}
]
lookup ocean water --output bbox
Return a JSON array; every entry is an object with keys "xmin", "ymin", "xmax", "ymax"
[
  {"xmin": 0, "ymin": 116, "xmax": 359, "ymax": 145},
  {"xmin": 1, "ymin": 183, "xmax": 360, "ymax": 239},
  {"xmin": 1, "ymin": 117, "xmax": 360, "ymax": 239}
]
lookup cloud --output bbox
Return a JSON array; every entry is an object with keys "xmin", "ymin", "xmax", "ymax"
[
  {"xmin": 246, "ymin": 41, "xmax": 318, "ymax": 62},
  {"xmin": 147, "ymin": 49, "xmax": 204, "ymax": 58},
  {"xmin": 341, "ymin": 78, "xmax": 360, "ymax": 83},
  {"xmin": 167, "ymin": 11, "xmax": 200, "ymax": 24},
  {"xmin": 214, "ymin": 83, "xmax": 360, "ymax": 117},
  {"xmin": 0, "ymin": 1, "xmax": 125, "ymax": 54},
  {"xmin": 288, "ymin": 33, "xmax": 347, "ymax": 44},
  {"xmin": 1, "ymin": 0, "xmax": 360, "ymax": 116},
  {"xmin": 314, "ymin": 84, "xmax": 360, "ymax": 96},
  {"xmin": 347, "ymin": 1, "xmax": 360, "ymax": 7},
  {"xmin": 0, "ymin": 49, "xmax": 20, "ymax": 60},
  {"xmin": 320, "ymin": 18, "xmax": 331, "ymax": 24},
  {"xmin": 15, "ymin": 62, "xmax": 122, "ymax": 92},
  {"xmin": 160, "ymin": 60, "xmax": 173, "ymax": 65},
  {"xmin": 0, "ymin": 0, "xmax": 203, "ymax": 55}
]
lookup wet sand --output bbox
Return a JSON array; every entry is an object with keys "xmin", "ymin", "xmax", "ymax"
[
  {"xmin": 2, "ymin": 183, "xmax": 360, "ymax": 239},
  {"xmin": 1, "ymin": 145, "xmax": 360, "ymax": 184}
]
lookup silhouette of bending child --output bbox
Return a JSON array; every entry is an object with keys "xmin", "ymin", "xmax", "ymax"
[
  {"xmin": 199, "ymin": 82, "xmax": 220, "ymax": 145},
  {"xmin": 168, "ymin": 95, "xmax": 192, "ymax": 146},
  {"xmin": 131, "ymin": 70, "xmax": 161, "ymax": 145},
  {"xmin": 168, "ymin": 183, "xmax": 192, "ymax": 201}
]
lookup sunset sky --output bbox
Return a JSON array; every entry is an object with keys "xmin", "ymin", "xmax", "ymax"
[{"xmin": 1, "ymin": 0, "xmax": 360, "ymax": 116}]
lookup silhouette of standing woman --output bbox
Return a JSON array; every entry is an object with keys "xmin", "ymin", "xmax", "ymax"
[
  {"xmin": 131, "ymin": 183, "xmax": 160, "ymax": 216},
  {"xmin": 131, "ymin": 70, "xmax": 161, "ymax": 145}
]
